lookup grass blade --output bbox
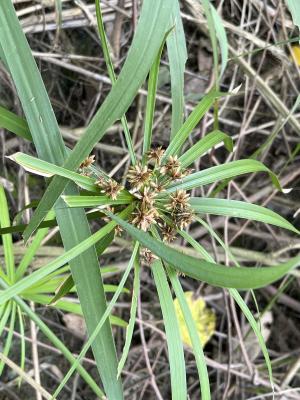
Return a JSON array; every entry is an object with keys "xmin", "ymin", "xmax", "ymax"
[
  {"xmin": 117, "ymin": 257, "xmax": 140, "ymax": 377},
  {"xmin": 178, "ymin": 130, "xmax": 233, "ymax": 168},
  {"xmin": 142, "ymin": 35, "xmax": 169, "ymax": 158},
  {"xmin": 95, "ymin": 0, "xmax": 136, "ymax": 165},
  {"xmin": 62, "ymin": 195, "xmax": 131, "ymax": 208},
  {"xmin": 181, "ymin": 227, "xmax": 274, "ymax": 392},
  {"xmin": 210, "ymin": 3, "xmax": 228, "ymax": 79},
  {"xmin": 0, "ymin": 302, "xmax": 16, "ymax": 375},
  {"xmin": 229, "ymin": 288, "xmax": 274, "ymax": 391},
  {"xmin": 193, "ymin": 219, "xmax": 274, "ymax": 389},
  {"xmin": 106, "ymin": 211, "xmax": 300, "ymax": 290},
  {"xmin": 152, "ymin": 260, "xmax": 187, "ymax": 399},
  {"xmin": 8, "ymin": 152, "xmax": 98, "ymax": 192},
  {"xmin": 0, "ymin": 185, "xmax": 15, "ymax": 281},
  {"xmin": 166, "ymin": 266, "xmax": 211, "ymax": 400},
  {"xmin": 167, "ymin": 159, "xmax": 281, "ymax": 192},
  {"xmin": 190, "ymin": 197, "xmax": 299, "ymax": 233},
  {"xmin": 16, "ymin": 211, "xmax": 55, "ymax": 280},
  {"xmin": 167, "ymin": 2, "xmax": 187, "ymax": 138},
  {"xmin": 164, "ymin": 90, "xmax": 219, "ymax": 158},
  {"xmin": 0, "ymin": 106, "xmax": 31, "ymax": 141},
  {"xmin": 0, "ymin": 2, "xmax": 124, "ymax": 394}
]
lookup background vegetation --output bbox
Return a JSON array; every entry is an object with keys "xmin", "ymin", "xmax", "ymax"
[{"xmin": 0, "ymin": 0, "xmax": 300, "ymax": 399}]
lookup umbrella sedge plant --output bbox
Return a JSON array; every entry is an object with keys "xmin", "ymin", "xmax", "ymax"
[{"xmin": 0, "ymin": 0, "xmax": 299, "ymax": 399}]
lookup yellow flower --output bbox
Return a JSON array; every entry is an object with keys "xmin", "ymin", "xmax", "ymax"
[
  {"xmin": 291, "ymin": 46, "xmax": 300, "ymax": 66},
  {"xmin": 173, "ymin": 291, "xmax": 216, "ymax": 348}
]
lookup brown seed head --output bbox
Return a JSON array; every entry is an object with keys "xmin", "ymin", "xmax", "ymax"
[
  {"xmin": 80, "ymin": 155, "xmax": 95, "ymax": 169},
  {"xmin": 169, "ymin": 167, "xmax": 185, "ymax": 180},
  {"xmin": 131, "ymin": 206, "xmax": 159, "ymax": 231},
  {"xmin": 141, "ymin": 248, "xmax": 158, "ymax": 265},
  {"xmin": 127, "ymin": 163, "xmax": 152, "ymax": 190},
  {"xmin": 134, "ymin": 186, "xmax": 157, "ymax": 207},
  {"xmin": 147, "ymin": 147, "xmax": 165, "ymax": 164},
  {"xmin": 174, "ymin": 210, "xmax": 194, "ymax": 230},
  {"xmin": 160, "ymin": 223, "xmax": 176, "ymax": 242},
  {"xmin": 168, "ymin": 190, "xmax": 190, "ymax": 212},
  {"xmin": 96, "ymin": 178, "xmax": 123, "ymax": 200},
  {"xmin": 160, "ymin": 155, "xmax": 181, "ymax": 175},
  {"xmin": 149, "ymin": 178, "xmax": 167, "ymax": 193},
  {"xmin": 114, "ymin": 225, "xmax": 123, "ymax": 236}
]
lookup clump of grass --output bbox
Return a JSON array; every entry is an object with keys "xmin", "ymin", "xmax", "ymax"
[{"xmin": 0, "ymin": 0, "xmax": 300, "ymax": 399}]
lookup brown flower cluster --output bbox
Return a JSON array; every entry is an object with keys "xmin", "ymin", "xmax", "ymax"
[
  {"xmin": 95, "ymin": 177, "xmax": 123, "ymax": 200},
  {"xmin": 84, "ymin": 149, "xmax": 194, "ymax": 249},
  {"xmin": 79, "ymin": 155, "xmax": 95, "ymax": 175},
  {"xmin": 127, "ymin": 148, "xmax": 194, "ymax": 236}
]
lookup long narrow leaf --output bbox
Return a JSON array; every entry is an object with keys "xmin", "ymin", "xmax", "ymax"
[
  {"xmin": 152, "ymin": 260, "xmax": 187, "ymax": 399},
  {"xmin": 0, "ymin": 185, "xmax": 15, "ymax": 281},
  {"xmin": 167, "ymin": 159, "xmax": 281, "ymax": 192},
  {"xmin": 166, "ymin": 266, "xmax": 211, "ymax": 400},
  {"xmin": 142, "ymin": 34, "xmax": 169, "ymax": 157},
  {"xmin": 16, "ymin": 211, "xmax": 55, "ymax": 280},
  {"xmin": 180, "ymin": 228, "xmax": 274, "ymax": 391},
  {"xmin": 0, "ymin": 106, "xmax": 31, "ymax": 141},
  {"xmin": 210, "ymin": 3, "xmax": 228, "ymax": 79},
  {"xmin": 164, "ymin": 90, "xmax": 219, "ymax": 158},
  {"xmin": 117, "ymin": 257, "xmax": 140, "ymax": 377},
  {"xmin": 95, "ymin": 0, "xmax": 136, "ymax": 165},
  {"xmin": 0, "ymin": 302, "xmax": 16, "ymax": 375},
  {"xmin": 106, "ymin": 212, "xmax": 300, "ymax": 290},
  {"xmin": 190, "ymin": 197, "xmax": 299, "ymax": 233},
  {"xmin": 0, "ymin": 205, "xmax": 134, "ymax": 313},
  {"xmin": 62, "ymin": 195, "xmax": 131, "ymax": 208},
  {"xmin": 167, "ymin": 2, "xmax": 187, "ymax": 138},
  {"xmin": 179, "ymin": 130, "xmax": 233, "ymax": 168}
]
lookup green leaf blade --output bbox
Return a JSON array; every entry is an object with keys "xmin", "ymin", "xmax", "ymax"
[
  {"xmin": 106, "ymin": 212, "xmax": 300, "ymax": 290},
  {"xmin": 190, "ymin": 198, "xmax": 299, "ymax": 234},
  {"xmin": 152, "ymin": 260, "xmax": 187, "ymax": 399},
  {"xmin": 168, "ymin": 159, "xmax": 281, "ymax": 192}
]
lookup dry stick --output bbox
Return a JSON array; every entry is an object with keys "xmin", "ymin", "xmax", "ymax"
[
  {"xmin": 112, "ymin": 0, "xmax": 126, "ymax": 59},
  {"xmin": 137, "ymin": 293, "xmax": 164, "ymax": 400},
  {"xmin": 30, "ymin": 302, "xmax": 42, "ymax": 400},
  {"xmin": 221, "ymin": 291, "xmax": 233, "ymax": 400},
  {"xmin": 0, "ymin": 353, "xmax": 53, "ymax": 400},
  {"xmin": 132, "ymin": 0, "xmax": 138, "ymax": 30},
  {"xmin": 229, "ymin": 44, "xmax": 300, "ymax": 136},
  {"xmin": 20, "ymin": 1, "xmax": 132, "ymax": 33},
  {"xmin": 139, "ymin": 335, "xmax": 164, "ymax": 400},
  {"xmin": 229, "ymin": 168, "xmax": 300, "ymax": 245}
]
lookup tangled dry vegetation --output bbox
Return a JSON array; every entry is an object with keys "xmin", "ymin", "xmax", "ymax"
[{"xmin": 1, "ymin": 0, "xmax": 300, "ymax": 399}]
